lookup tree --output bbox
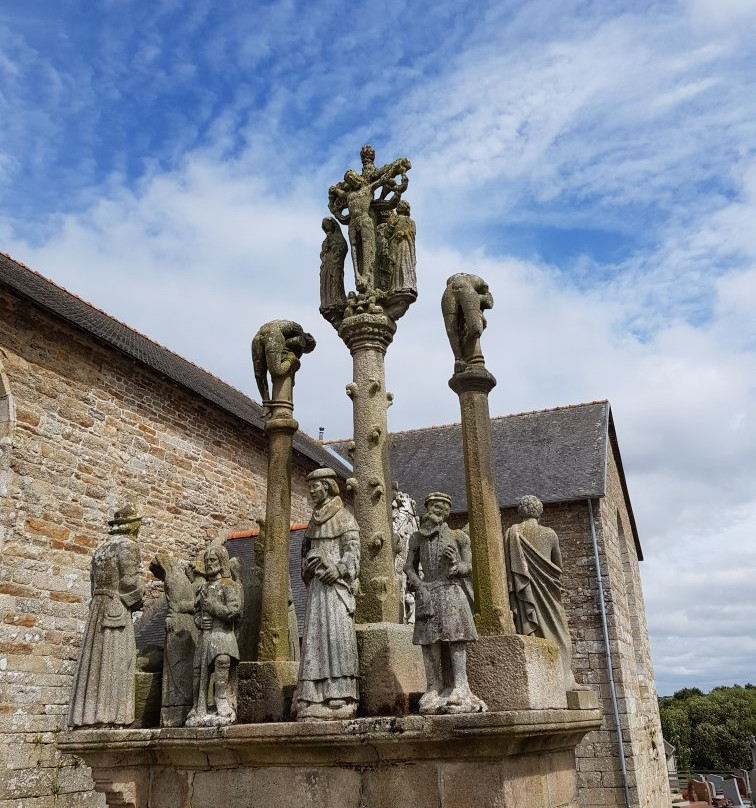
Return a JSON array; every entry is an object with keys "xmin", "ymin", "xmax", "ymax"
[{"xmin": 659, "ymin": 685, "xmax": 756, "ymax": 773}]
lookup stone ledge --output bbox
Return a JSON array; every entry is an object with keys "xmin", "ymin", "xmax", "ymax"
[{"xmin": 59, "ymin": 708, "xmax": 601, "ymax": 768}]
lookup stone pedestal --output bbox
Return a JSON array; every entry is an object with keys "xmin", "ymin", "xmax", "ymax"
[
  {"xmin": 237, "ymin": 660, "xmax": 299, "ymax": 723},
  {"xmin": 60, "ymin": 708, "xmax": 602, "ymax": 808},
  {"xmin": 355, "ymin": 622, "xmax": 425, "ymax": 716},
  {"xmin": 466, "ymin": 634, "xmax": 567, "ymax": 711}
]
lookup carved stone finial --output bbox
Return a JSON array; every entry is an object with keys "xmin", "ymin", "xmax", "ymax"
[
  {"xmin": 441, "ymin": 273, "xmax": 493, "ymax": 373},
  {"xmin": 251, "ymin": 320, "xmax": 315, "ymax": 420},
  {"xmin": 323, "ymin": 148, "xmax": 416, "ymax": 327}
]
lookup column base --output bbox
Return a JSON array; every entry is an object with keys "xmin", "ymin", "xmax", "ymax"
[
  {"xmin": 466, "ymin": 634, "xmax": 567, "ymax": 711},
  {"xmin": 356, "ymin": 622, "xmax": 425, "ymax": 716},
  {"xmin": 237, "ymin": 660, "xmax": 299, "ymax": 723}
]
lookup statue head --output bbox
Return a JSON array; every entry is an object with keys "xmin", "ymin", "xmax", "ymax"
[
  {"xmin": 204, "ymin": 545, "xmax": 231, "ymax": 580},
  {"xmin": 307, "ymin": 467, "xmax": 340, "ymax": 506},
  {"xmin": 396, "ymin": 200, "xmax": 410, "ymax": 216},
  {"xmin": 360, "ymin": 144, "xmax": 376, "ymax": 165},
  {"xmin": 423, "ymin": 492, "xmax": 452, "ymax": 526},
  {"xmin": 108, "ymin": 502, "xmax": 142, "ymax": 537},
  {"xmin": 344, "ymin": 169, "xmax": 363, "ymax": 189},
  {"xmin": 517, "ymin": 495, "xmax": 543, "ymax": 520},
  {"xmin": 322, "ymin": 216, "xmax": 336, "ymax": 234}
]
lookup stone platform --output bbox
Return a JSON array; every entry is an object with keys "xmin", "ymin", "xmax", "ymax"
[{"xmin": 60, "ymin": 707, "xmax": 601, "ymax": 808}]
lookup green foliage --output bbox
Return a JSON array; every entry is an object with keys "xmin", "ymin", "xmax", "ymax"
[{"xmin": 659, "ymin": 684, "xmax": 756, "ymax": 774}]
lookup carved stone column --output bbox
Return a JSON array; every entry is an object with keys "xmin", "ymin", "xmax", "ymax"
[
  {"xmin": 444, "ymin": 274, "xmax": 566, "ymax": 711},
  {"xmin": 257, "ymin": 410, "xmax": 298, "ymax": 660},
  {"xmin": 339, "ymin": 310, "xmax": 401, "ymax": 624},
  {"xmin": 448, "ymin": 366, "xmax": 514, "ymax": 635},
  {"xmin": 246, "ymin": 319, "xmax": 314, "ymax": 720}
]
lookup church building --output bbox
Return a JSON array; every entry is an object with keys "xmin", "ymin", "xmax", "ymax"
[{"xmin": 0, "ymin": 252, "xmax": 668, "ymax": 807}]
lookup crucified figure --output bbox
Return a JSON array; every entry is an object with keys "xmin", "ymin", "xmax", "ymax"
[{"xmin": 327, "ymin": 148, "xmax": 410, "ymax": 295}]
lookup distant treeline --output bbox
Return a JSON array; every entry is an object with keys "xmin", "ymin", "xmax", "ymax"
[{"xmin": 659, "ymin": 684, "xmax": 756, "ymax": 773}]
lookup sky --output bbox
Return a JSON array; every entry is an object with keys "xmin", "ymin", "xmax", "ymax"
[{"xmin": 1, "ymin": 0, "xmax": 755, "ymax": 696}]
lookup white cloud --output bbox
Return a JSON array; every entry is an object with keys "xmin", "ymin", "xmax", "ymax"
[{"xmin": 3, "ymin": 0, "xmax": 756, "ymax": 695}]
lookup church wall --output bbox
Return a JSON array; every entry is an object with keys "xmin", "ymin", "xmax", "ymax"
[
  {"xmin": 495, "ymin": 466, "xmax": 668, "ymax": 808},
  {"xmin": 0, "ymin": 287, "xmax": 314, "ymax": 807},
  {"xmin": 596, "ymin": 441, "xmax": 669, "ymax": 808}
]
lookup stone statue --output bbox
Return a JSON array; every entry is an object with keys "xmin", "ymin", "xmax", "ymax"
[
  {"xmin": 149, "ymin": 553, "xmax": 198, "ymax": 727},
  {"xmin": 327, "ymin": 146, "xmax": 411, "ymax": 297},
  {"xmin": 251, "ymin": 320, "xmax": 316, "ymax": 419},
  {"xmin": 387, "ymin": 200, "xmax": 417, "ymax": 297},
  {"xmin": 186, "ymin": 545, "xmax": 241, "ymax": 727},
  {"xmin": 391, "ymin": 485, "xmax": 419, "ymax": 625},
  {"xmin": 404, "ymin": 492, "xmax": 486, "ymax": 714},
  {"xmin": 296, "ymin": 467, "xmax": 360, "ymax": 721},
  {"xmin": 319, "ymin": 216, "xmax": 348, "ymax": 327},
  {"xmin": 68, "ymin": 503, "xmax": 144, "ymax": 728},
  {"xmin": 441, "ymin": 273, "xmax": 494, "ymax": 373},
  {"xmin": 504, "ymin": 495, "xmax": 585, "ymax": 692}
]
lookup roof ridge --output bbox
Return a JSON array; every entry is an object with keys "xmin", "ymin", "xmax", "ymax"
[
  {"xmin": 324, "ymin": 400, "xmax": 610, "ymax": 443},
  {"xmin": 0, "ymin": 250, "xmax": 249, "ymax": 401}
]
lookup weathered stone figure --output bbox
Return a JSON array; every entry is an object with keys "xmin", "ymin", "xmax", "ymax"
[
  {"xmin": 328, "ymin": 147, "xmax": 411, "ymax": 296},
  {"xmin": 319, "ymin": 216, "xmax": 348, "ymax": 326},
  {"xmin": 441, "ymin": 273, "xmax": 494, "ymax": 372},
  {"xmin": 504, "ymin": 495, "xmax": 584, "ymax": 691},
  {"xmin": 392, "ymin": 486, "xmax": 419, "ymax": 625},
  {"xmin": 251, "ymin": 320, "xmax": 316, "ymax": 419},
  {"xmin": 387, "ymin": 200, "xmax": 417, "ymax": 297},
  {"xmin": 186, "ymin": 545, "xmax": 241, "ymax": 727},
  {"xmin": 296, "ymin": 467, "xmax": 360, "ymax": 720},
  {"xmin": 404, "ymin": 492, "xmax": 486, "ymax": 714},
  {"xmin": 68, "ymin": 503, "xmax": 144, "ymax": 728},
  {"xmin": 149, "ymin": 553, "xmax": 198, "ymax": 727}
]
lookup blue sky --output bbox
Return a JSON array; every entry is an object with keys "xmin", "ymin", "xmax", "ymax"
[{"xmin": 2, "ymin": 0, "xmax": 756, "ymax": 696}]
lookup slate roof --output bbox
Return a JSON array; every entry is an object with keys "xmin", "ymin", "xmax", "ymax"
[
  {"xmin": 328, "ymin": 400, "xmax": 641, "ymax": 556},
  {"xmin": 0, "ymin": 251, "xmax": 349, "ymax": 476}
]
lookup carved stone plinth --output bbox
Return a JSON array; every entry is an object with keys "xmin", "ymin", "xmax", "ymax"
[
  {"xmin": 60, "ymin": 707, "xmax": 601, "ymax": 808},
  {"xmin": 355, "ymin": 622, "xmax": 424, "ymax": 716},
  {"xmin": 237, "ymin": 660, "xmax": 299, "ymax": 723},
  {"xmin": 339, "ymin": 311, "xmax": 401, "ymax": 624},
  {"xmin": 258, "ymin": 414, "xmax": 299, "ymax": 662},
  {"xmin": 448, "ymin": 367, "xmax": 515, "ymax": 636},
  {"xmin": 466, "ymin": 634, "xmax": 567, "ymax": 712}
]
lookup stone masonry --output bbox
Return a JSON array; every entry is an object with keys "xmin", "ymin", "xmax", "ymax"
[
  {"xmin": 0, "ymin": 282, "xmax": 326, "ymax": 808},
  {"xmin": 494, "ymin": 441, "xmax": 669, "ymax": 808}
]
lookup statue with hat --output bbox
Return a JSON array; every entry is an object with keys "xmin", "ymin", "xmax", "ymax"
[
  {"xmin": 68, "ymin": 502, "xmax": 144, "ymax": 727},
  {"xmin": 295, "ymin": 467, "xmax": 360, "ymax": 720},
  {"xmin": 404, "ymin": 492, "xmax": 486, "ymax": 714}
]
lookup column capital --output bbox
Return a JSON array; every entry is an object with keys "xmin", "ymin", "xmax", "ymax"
[
  {"xmin": 448, "ymin": 365, "xmax": 497, "ymax": 396},
  {"xmin": 338, "ymin": 311, "xmax": 397, "ymax": 356}
]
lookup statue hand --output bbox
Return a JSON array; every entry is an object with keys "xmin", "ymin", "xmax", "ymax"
[
  {"xmin": 320, "ymin": 565, "xmax": 340, "ymax": 585},
  {"xmin": 201, "ymin": 615, "xmax": 213, "ymax": 631}
]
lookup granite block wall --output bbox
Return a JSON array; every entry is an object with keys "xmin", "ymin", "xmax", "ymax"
[{"xmin": 0, "ymin": 288, "xmax": 315, "ymax": 807}]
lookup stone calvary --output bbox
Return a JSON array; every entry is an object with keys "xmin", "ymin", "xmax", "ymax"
[{"xmin": 61, "ymin": 146, "xmax": 604, "ymax": 808}]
